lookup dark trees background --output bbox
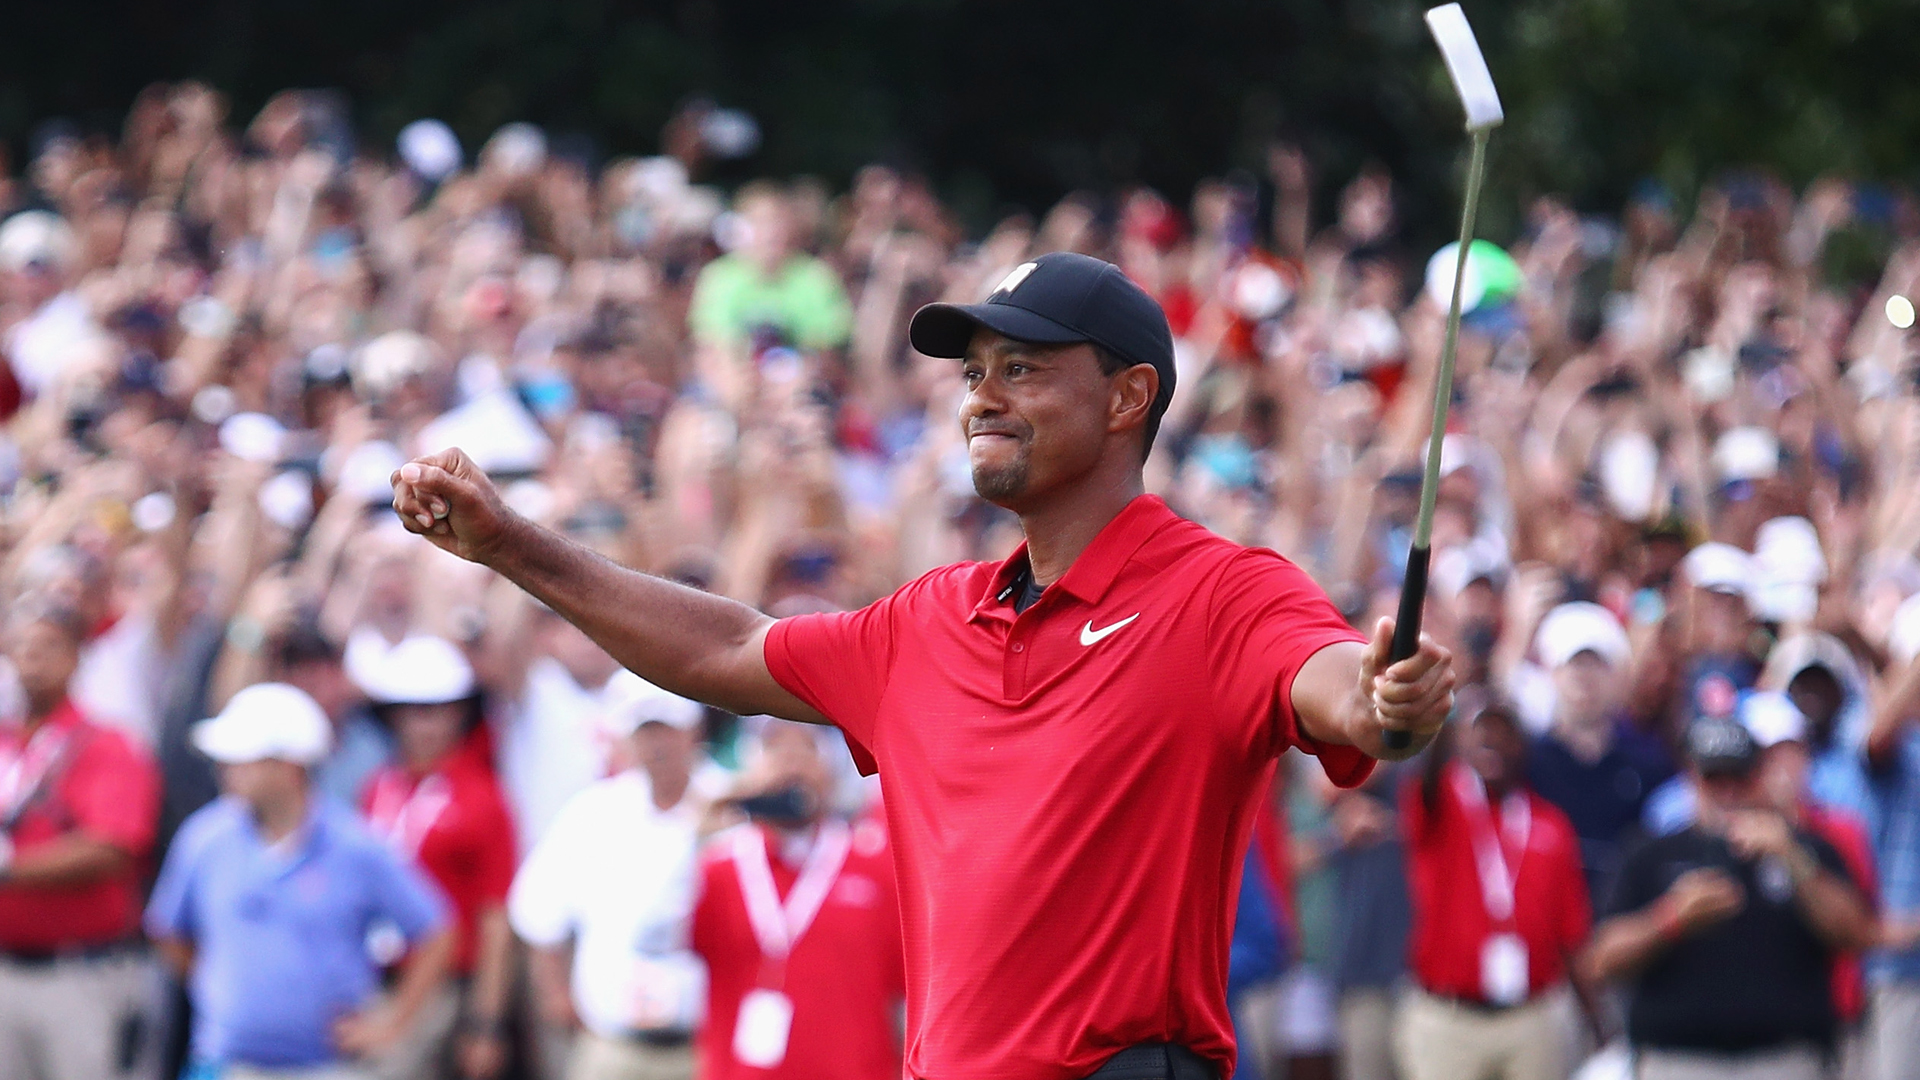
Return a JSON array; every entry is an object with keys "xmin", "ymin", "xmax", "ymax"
[{"xmin": 3, "ymin": 0, "xmax": 1918, "ymax": 242}]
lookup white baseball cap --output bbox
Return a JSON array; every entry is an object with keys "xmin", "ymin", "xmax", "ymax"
[
  {"xmin": 1755, "ymin": 517, "xmax": 1827, "ymax": 584},
  {"xmin": 1683, "ymin": 542, "xmax": 1755, "ymax": 601},
  {"xmin": 1712, "ymin": 427, "xmax": 1780, "ymax": 483},
  {"xmin": 351, "ymin": 635, "xmax": 476, "ymax": 706},
  {"xmin": 193, "ymin": 683, "xmax": 334, "ymax": 766},
  {"xmin": 1739, "ymin": 690, "xmax": 1807, "ymax": 748},
  {"xmin": 602, "ymin": 670, "xmax": 703, "ymax": 737},
  {"xmin": 1535, "ymin": 602, "xmax": 1631, "ymax": 670},
  {"xmin": 0, "ymin": 210, "xmax": 75, "ymax": 273}
]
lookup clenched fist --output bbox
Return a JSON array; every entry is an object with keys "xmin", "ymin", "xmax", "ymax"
[{"xmin": 390, "ymin": 448, "xmax": 517, "ymax": 565}]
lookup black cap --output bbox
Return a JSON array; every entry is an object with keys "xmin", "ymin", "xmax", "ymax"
[
  {"xmin": 909, "ymin": 252, "xmax": 1176, "ymax": 416},
  {"xmin": 1686, "ymin": 717, "xmax": 1759, "ymax": 777}
]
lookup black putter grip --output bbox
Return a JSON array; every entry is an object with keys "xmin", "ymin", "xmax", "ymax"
[{"xmin": 1381, "ymin": 545, "xmax": 1432, "ymax": 751}]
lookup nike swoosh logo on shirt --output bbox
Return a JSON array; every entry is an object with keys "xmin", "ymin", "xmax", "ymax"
[{"xmin": 1079, "ymin": 614, "xmax": 1141, "ymax": 647}]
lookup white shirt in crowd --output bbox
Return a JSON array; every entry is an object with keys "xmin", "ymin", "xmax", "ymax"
[
  {"xmin": 5, "ymin": 292, "xmax": 96, "ymax": 398},
  {"xmin": 497, "ymin": 657, "xmax": 622, "ymax": 852},
  {"xmin": 69, "ymin": 610, "xmax": 165, "ymax": 749},
  {"xmin": 507, "ymin": 770, "xmax": 705, "ymax": 1039}
]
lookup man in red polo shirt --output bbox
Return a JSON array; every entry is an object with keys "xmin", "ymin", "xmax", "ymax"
[
  {"xmin": 692, "ymin": 718, "xmax": 903, "ymax": 1080},
  {"xmin": 0, "ymin": 603, "xmax": 161, "ymax": 1079},
  {"xmin": 1397, "ymin": 702, "xmax": 1590, "ymax": 1080},
  {"xmin": 392, "ymin": 251, "xmax": 1455, "ymax": 1080},
  {"xmin": 357, "ymin": 636, "xmax": 519, "ymax": 1080}
]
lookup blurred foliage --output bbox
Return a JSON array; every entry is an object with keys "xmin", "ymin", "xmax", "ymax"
[{"xmin": 2, "ymin": 0, "xmax": 1918, "ymax": 244}]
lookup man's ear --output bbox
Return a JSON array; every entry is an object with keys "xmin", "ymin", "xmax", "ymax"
[{"xmin": 1109, "ymin": 363, "xmax": 1159, "ymax": 434}]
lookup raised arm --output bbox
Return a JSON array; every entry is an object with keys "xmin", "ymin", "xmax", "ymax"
[{"xmin": 391, "ymin": 448, "xmax": 821, "ymax": 723}]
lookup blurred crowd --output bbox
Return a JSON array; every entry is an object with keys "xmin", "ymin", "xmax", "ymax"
[{"xmin": 2, "ymin": 80, "xmax": 1920, "ymax": 1080}]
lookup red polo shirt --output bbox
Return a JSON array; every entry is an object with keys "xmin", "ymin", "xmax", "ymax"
[
  {"xmin": 0, "ymin": 699, "xmax": 160, "ymax": 951},
  {"xmin": 691, "ymin": 820, "xmax": 904, "ymax": 1080},
  {"xmin": 764, "ymin": 494, "xmax": 1369, "ymax": 1080},
  {"xmin": 1400, "ymin": 763, "xmax": 1591, "ymax": 1002},
  {"xmin": 361, "ymin": 738, "xmax": 517, "ymax": 974}
]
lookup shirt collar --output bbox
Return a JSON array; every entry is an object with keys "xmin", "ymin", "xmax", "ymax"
[{"xmin": 969, "ymin": 494, "xmax": 1176, "ymax": 622}]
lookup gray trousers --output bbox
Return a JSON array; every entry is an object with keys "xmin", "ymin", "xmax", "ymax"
[
  {"xmin": 0, "ymin": 951, "xmax": 158, "ymax": 1080},
  {"xmin": 1872, "ymin": 984, "xmax": 1920, "ymax": 1080}
]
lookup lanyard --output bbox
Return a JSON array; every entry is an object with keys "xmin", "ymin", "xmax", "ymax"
[
  {"xmin": 1450, "ymin": 762, "xmax": 1530, "ymax": 923},
  {"xmin": 0, "ymin": 722, "xmax": 74, "ymax": 828},
  {"xmin": 366, "ymin": 771, "xmax": 453, "ymax": 858},
  {"xmin": 732, "ymin": 820, "xmax": 850, "ymax": 961}
]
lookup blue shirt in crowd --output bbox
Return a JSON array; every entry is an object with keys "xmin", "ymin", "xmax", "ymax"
[
  {"xmin": 1527, "ymin": 721, "xmax": 1673, "ymax": 900},
  {"xmin": 1866, "ymin": 727, "xmax": 1920, "ymax": 985},
  {"xmin": 146, "ymin": 795, "xmax": 447, "ymax": 1068}
]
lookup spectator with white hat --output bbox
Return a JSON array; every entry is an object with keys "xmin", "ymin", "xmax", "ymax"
[
  {"xmin": 1752, "ymin": 518, "xmax": 1828, "ymax": 629},
  {"xmin": 506, "ymin": 671, "xmax": 713, "ymax": 1080},
  {"xmin": 1759, "ymin": 633, "xmax": 1873, "ymax": 827},
  {"xmin": 354, "ymin": 637, "xmax": 518, "ymax": 1080},
  {"xmin": 0, "ymin": 208, "xmax": 95, "ymax": 400},
  {"xmin": 1677, "ymin": 542, "xmax": 1762, "ymax": 725},
  {"xmin": 147, "ymin": 682, "xmax": 454, "ymax": 1079},
  {"xmin": 1524, "ymin": 602, "xmax": 1674, "ymax": 899}
]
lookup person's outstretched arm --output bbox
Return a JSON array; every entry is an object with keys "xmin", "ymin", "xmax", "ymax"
[{"xmin": 391, "ymin": 449, "xmax": 821, "ymax": 722}]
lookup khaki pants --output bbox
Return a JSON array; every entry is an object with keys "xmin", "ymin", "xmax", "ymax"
[
  {"xmin": 364, "ymin": 983, "xmax": 463, "ymax": 1080},
  {"xmin": 1872, "ymin": 984, "xmax": 1920, "ymax": 1080},
  {"xmin": 1394, "ymin": 986, "xmax": 1569, "ymax": 1080},
  {"xmin": 1637, "ymin": 1045, "xmax": 1824, "ymax": 1080},
  {"xmin": 1341, "ymin": 988, "xmax": 1401, "ymax": 1080},
  {"xmin": 0, "ymin": 950, "xmax": 157, "ymax": 1080},
  {"xmin": 567, "ymin": 1032, "xmax": 694, "ymax": 1080}
]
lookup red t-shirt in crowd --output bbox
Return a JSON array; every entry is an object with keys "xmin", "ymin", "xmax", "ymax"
[
  {"xmin": 0, "ymin": 698, "xmax": 159, "ymax": 951},
  {"xmin": 691, "ymin": 820, "xmax": 904, "ymax": 1080},
  {"xmin": 361, "ymin": 738, "xmax": 517, "ymax": 973},
  {"xmin": 764, "ymin": 494, "xmax": 1369, "ymax": 1080},
  {"xmin": 1400, "ymin": 762, "xmax": 1592, "ymax": 1002},
  {"xmin": 1805, "ymin": 803, "xmax": 1876, "ymax": 1024}
]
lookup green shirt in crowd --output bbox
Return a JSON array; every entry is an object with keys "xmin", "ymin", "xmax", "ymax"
[{"xmin": 688, "ymin": 252, "xmax": 853, "ymax": 350}]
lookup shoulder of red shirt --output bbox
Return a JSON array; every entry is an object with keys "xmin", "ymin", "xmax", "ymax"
[{"xmin": 47, "ymin": 698, "xmax": 153, "ymax": 766}]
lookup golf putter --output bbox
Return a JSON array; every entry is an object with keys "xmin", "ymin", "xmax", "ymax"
[{"xmin": 1382, "ymin": 3, "xmax": 1503, "ymax": 751}]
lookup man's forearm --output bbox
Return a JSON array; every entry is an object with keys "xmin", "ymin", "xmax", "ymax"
[
  {"xmin": 390, "ymin": 928, "xmax": 456, "ymax": 1028},
  {"xmin": 483, "ymin": 514, "xmax": 806, "ymax": 719},
  {"xmin": 468, "ymin": 907, "xmax": 515, "ymax": 1029},
  {"xmin": 1582, "ymin": 911, "xmax": 1672, "ymax": 984},
  {"xmin": 5, "ymin": 835, "xmax": 131, "ymax": 887},
  {"xmin": 1791, "ymin": 861, "xmax": 1877, "ymax": 952}
]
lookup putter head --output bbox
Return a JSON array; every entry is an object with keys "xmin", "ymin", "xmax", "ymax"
[{"xmin": 1426, "ymin": 4, "xmax": 1504, "ymax": 131}]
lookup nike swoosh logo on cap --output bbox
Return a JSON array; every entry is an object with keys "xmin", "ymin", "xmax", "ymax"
[{"xmin": 1079, "ymin": 614, "xmax": 1141, "ymax": 647}]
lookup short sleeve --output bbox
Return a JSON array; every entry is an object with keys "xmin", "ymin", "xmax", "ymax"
[
  {"xmin": 367, "ymin": 842, "xmax": 449, "ymax": 943},
  {"xmin": 765, "ymin": 586, "xmax": 911, "ymax": 774},
  {"xmin": 65, "ymin": 732, "xmax": 160, "ymax": 857},
  {"xmin": 469, "ymin": 785, "xmax": 520, "ymax": 905},
  {"xmin": 145, "ymin": 805, "xmax": 219, "ymax": 941},
  {"xmin": 1602, "ymin": 836, "xmax": 1662, "ymax": 918},
  {"xmin": 1207, "ymin": 549, "xmax": 1371, "ymax": 785},
  {"xmin": 508, "ymin": 799, "xmax": 585, "ymax": 947}
]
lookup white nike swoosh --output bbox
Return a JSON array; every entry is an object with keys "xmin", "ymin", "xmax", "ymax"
[{"xmin": 1079, "ymin": 613, "xmax": 1141, "ymax": 647}]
